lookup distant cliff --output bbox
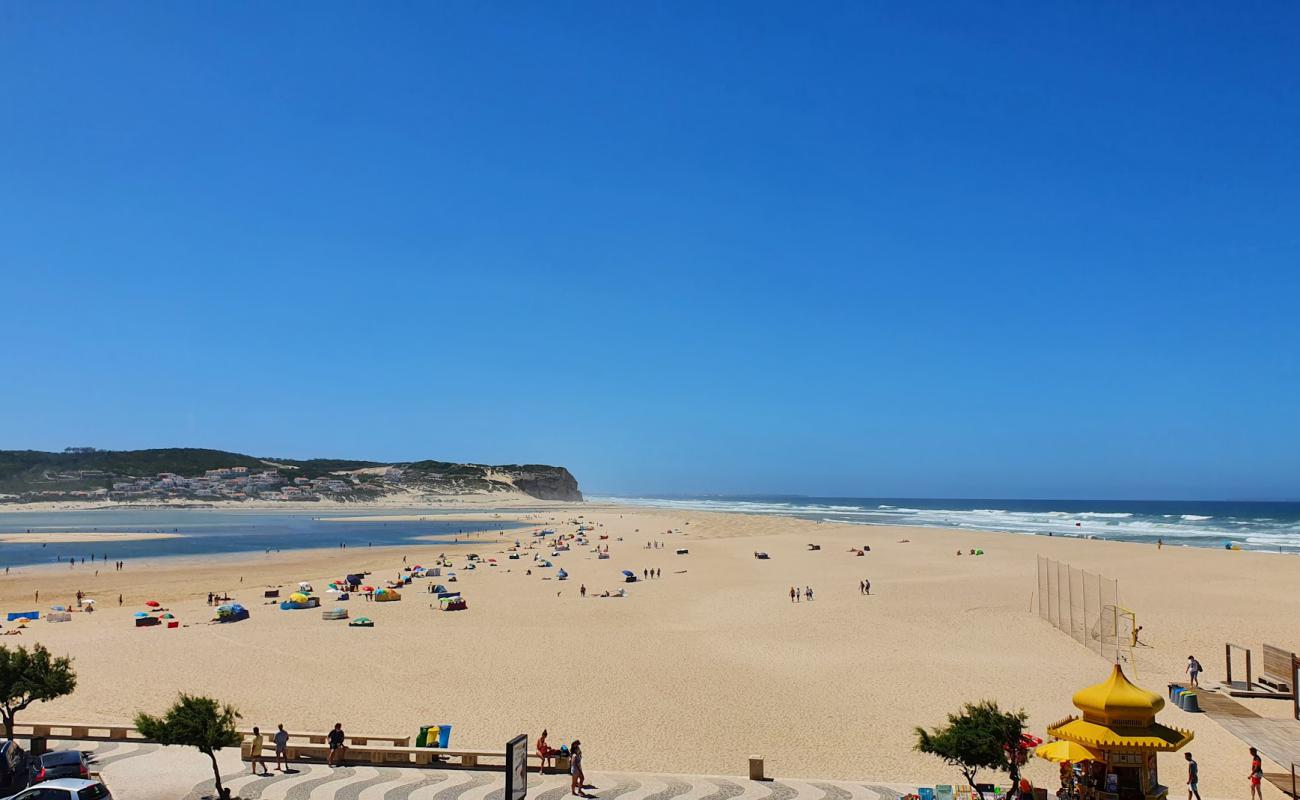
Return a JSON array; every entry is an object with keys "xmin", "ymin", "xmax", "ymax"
[{"xmin": 0, "ymin": 448, "xmax": 583, "ymax": 504}]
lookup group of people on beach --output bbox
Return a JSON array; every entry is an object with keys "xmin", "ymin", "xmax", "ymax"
[{"xmin": 790, "ymin": 585, "xmax": 814, "ymax": 602}]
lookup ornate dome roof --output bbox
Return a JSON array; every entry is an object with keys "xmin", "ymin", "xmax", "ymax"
[{"xmin": 1072, "ymin": 665, "xmax": 1164, "ymax": 724}]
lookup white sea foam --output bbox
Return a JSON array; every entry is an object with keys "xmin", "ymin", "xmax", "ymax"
[{"xmin": 592, "ymin": 496, "xmax": 1300, "ymax": 552}]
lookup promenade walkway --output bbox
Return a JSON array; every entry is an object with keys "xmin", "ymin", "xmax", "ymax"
[
  {"xmin": 73, "ymin": 739, "xmax": 915, "ymax": 800},
  {"xmin": 1176, "ymin": 683, "xmax": 1300, "ymax": 797}
]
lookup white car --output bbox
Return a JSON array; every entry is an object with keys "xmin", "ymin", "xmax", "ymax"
[{"xmin": 1, "ymin": 778, "xmax": 112, "ymax": 800}]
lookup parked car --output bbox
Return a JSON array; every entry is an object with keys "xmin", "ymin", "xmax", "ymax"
[
  {"xmin": 0, "ymin": 778, "xmax": 111, "ymax": 800},
  {"xmin": 0, "ymin": 742, "xmax": 30, "ymax": 795},
  {"xmin": 30, "ymin": 752, "xmax": 90, "ymax": 784}
]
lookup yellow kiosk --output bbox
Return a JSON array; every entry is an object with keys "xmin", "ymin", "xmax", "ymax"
[{"xmin": 1036, "ymin": 665, "xmax": 1193, "ymax": 800}]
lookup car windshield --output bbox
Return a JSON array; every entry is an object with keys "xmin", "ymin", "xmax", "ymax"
[{"xmin": 78, "ymin": 785, "xmax": 111, "ymax": 800}]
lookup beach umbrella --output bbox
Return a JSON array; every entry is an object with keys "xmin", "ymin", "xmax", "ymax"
[
  {"xmin": 134, "ymin": 612, "xmax": 148, "ymax": 618},
  {"xmin": 1035, "ymin": 740, "xmax": 1102, "ymax": 764},
  {"xmin": 161, "ymin": 613, "xmax": 175, "ymax": 619},
  {"xmin": 145, "ymin": 600, "xmax": 160, "ymax": 607},
  {"xmin": 622, "ymin": 570, "xmax": 634, "ymax": 577}
]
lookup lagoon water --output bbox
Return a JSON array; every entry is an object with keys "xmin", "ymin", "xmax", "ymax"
[
  {"xmin": 597, "ymin": 495, "xmax": 1300, "ymax": 552},
  {"xmin": 0, "ymin": 508, "xmax": 531, "ymax": 568}
]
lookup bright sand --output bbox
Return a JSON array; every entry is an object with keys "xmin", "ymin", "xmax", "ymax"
[
  {"xmin": 0, "ymin": 532, "xmax": 181, "ymax": 544},
  {"xmin": 1, "ymin": 504, "xmax": 1295, "ymax": 798}
]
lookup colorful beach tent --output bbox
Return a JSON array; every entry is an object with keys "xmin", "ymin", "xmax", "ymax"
[
  {"xmin": 622, "ymin": 570, "xmax": 637, "ymax": 582},
  {"xmin": 216, "ymin": 604, "xmax": 249, "ymax": 622},
  {"xmin": 557, "ymin": 569, "xmax": 568, "ymax": 580},
  {"xmin": 374, "ymin": 588, "xmax": 401, "ymax": 602},
  {"xmin": 289, "ymin": 592, "xmax": 310, "ymax": 603},
  {"xmin": 349, "ymin": 617, "xmax": 374, "ymax": 627}
]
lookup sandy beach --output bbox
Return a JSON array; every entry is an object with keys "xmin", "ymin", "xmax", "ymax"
[
  {"xmin": 1, "ymin": 503, "xmax": 1294, "ymax": 798},
  {"xmin": 0, "ymin": 532, "xmax": 182, "ymax": 544}
]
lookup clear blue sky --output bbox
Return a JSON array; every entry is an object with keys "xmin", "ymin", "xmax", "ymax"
[{"xmin": 2, "ymin": 3, "xmax": 1297, "ymax": 500}]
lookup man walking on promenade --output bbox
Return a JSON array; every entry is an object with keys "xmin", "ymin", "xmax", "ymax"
[
  {"xmin": 1187, "ymin": 655, "xmax": 1202, "ymax": 688},
  {"xmin": 274, "ymin": 724, "xmax": 290, "ymax": 771},
  {"xmin": 327, "ymin": 722, "xmax": 347, "ymax": 767},
  {"xmin": 249, "ymin": 727, "xmax": 270, "ymax": 776},
  {"xmin": 1185, "ymin": 752, "xmax": 1201, "ymax": 800}
]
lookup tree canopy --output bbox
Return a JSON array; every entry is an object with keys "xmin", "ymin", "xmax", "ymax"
[
  {"xmin": 915, "ymin": 700, "xmax": 1029, "ymax": 799},
  {"xmin": 0, "ymin": 643, "xmax": 77, "ymax": 737},
  {"xmin": 136, "ymin": 694, "xmax": 242, "ymax": 800}
]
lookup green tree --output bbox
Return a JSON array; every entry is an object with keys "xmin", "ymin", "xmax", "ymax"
[
  {"xmin": 0, "ymin": 643, "xmax": 77, "ymax": 738},
  {"xmin": 915, "ymin": 700, "xmax": 1030, "ymax": 800},
  {"xmin": 135, "ymin": 694, "xmax": 242, "ymax": 800}
]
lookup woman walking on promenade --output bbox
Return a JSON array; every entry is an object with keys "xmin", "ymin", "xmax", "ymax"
[{"xmin": 570, "ymin": 740, "xmax": 586, "ymax": 797}]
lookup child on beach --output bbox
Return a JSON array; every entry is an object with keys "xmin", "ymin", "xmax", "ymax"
[
  {"xmin": 1187, "ymin": 655, "xmax": 1202, "ymax": 687},
  {"xmin": 327, "ymin": 723, "xmax": 347, "ymax": 767},
  {"xmin": 1249, "ymin": 747, "xmax": 1263, "ymax": 800}
]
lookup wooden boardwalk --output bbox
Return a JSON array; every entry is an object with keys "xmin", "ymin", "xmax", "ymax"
[{"xmin": 1176, "ymin": 684, "xmax": 1300, "ymax": 798}]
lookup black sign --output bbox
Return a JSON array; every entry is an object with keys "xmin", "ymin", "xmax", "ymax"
[{"xmin": 506, "ymin": 734, "xmax": 528, "ymax": 800}]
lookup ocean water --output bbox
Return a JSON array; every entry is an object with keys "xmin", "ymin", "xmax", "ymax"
[
  {"xmin": 0, "ymin": 508, "xmax": 532, "ymax": 568},
  {"xmin": 595, "ymin": 495, "xmax": 1300, "ymax": 553}
]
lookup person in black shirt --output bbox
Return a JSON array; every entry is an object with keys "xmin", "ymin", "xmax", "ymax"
[
  {"xmin": 1185, "ymin": 752, "xmax": 1201, "ymax": 800},
  {"xmin": 327, "ymin": 722, "xmax": 347, "ymax": 767}
]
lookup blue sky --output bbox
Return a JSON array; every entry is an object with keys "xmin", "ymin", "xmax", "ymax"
[{"xmin": 2, "ymin": 3, "xmax": 1297, "ymax": 500}]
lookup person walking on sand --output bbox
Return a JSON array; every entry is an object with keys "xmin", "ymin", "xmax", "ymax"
[
  {"xmin": 327, "ymin": 723, "xmax": 347, "ymax": 767},
  {"xmin": 1187, "ymin": 655, "xmax": 1203, "ymax": 688},
  {"xmin": 274, "ymin": 724, "xmax": 290, "ymax": 771},
  {"xmin": 249, "ymin": 727, "xmax": 270, "ymax": 775},
  {"xmin": 1185, "ymin": 753, "xmax": 1201, "ymax": 800},
  {"xmin": 1249, "ymin": 747, "xmax": 1264, "ymax": 800},
  {"xmin": 864, "ymin": 578, "xmax": 871, "ymax": 595},
  {"xmin": 805, "ymin": 585, "xmax": 813, "ymax": 601},
  {"xmin": 570, "ymin": 739, "xmax": 586, "ymax": 796},
  {"xmin": 790, "ymin": 586, "xmax": 797, "ymax": 603},
  {"xmin": 580, "ymin": 584, "xmax": 586, "ymax": 598}
]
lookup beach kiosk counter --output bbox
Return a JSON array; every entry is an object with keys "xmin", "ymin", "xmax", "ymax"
[{"xmin": 1036, "ymin": 666, "xmax": 1193, "ymax": 800}]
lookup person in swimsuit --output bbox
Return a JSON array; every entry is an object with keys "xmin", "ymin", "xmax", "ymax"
[
  {"xmin": 1249, "ymin": 747, "xmax": 1263, "ymax": 800},
  {"xmin": 537, "ymin": 729, "xmax": 553, "ymax": 772},
  {"xmin": 570, "ymin": 739, "xmax": 585, "ymax": 796}
]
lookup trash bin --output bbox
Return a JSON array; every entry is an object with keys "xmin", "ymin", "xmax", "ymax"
[
  {"xmin": 1182, "ymin": 692, "xmax": 1200, "ymax": 712},
  {"xmin": 416, "ymin": 725, "xmax": 452, "ymax": 748}
]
